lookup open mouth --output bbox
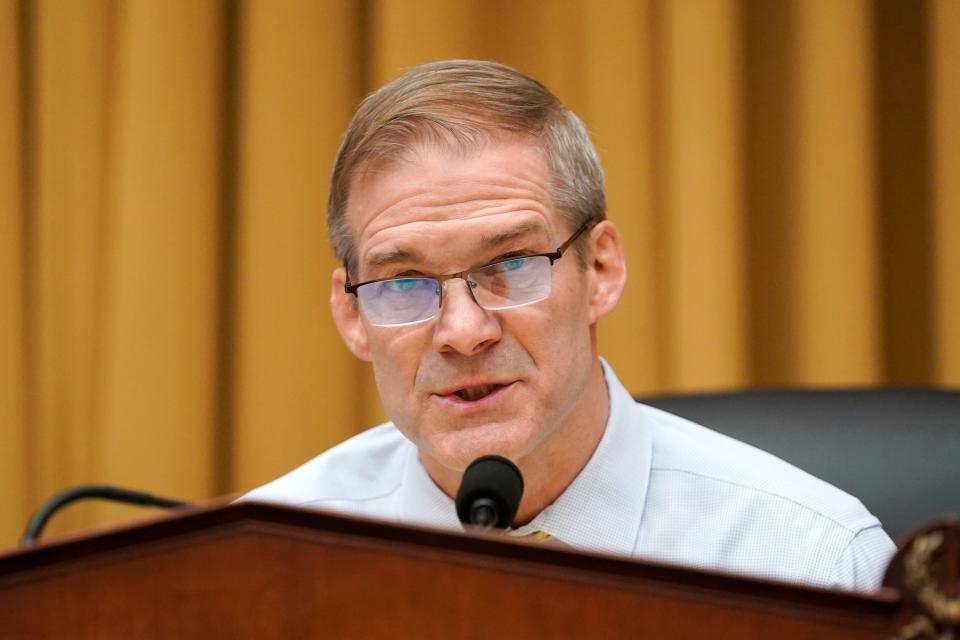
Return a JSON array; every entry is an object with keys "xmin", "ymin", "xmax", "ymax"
[{"xmin": 453, "ymin": 383, "xmax": 506, "ymax": 402}]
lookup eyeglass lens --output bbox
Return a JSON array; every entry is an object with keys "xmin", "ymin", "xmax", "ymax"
[{"xmin": 357, "ymin": 255, "xmax": 554, "ymax": 327}]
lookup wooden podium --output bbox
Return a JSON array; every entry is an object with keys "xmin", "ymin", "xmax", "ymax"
[{"xmin": 0, "ymin": 502, "xmax": 912, "ymax": 638}]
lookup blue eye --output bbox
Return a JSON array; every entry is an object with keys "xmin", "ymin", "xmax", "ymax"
[
  {"xmin": 502, "ymin": 258, "xmax": 528, "ymax": 271},
  {"xmin": 384, "ymin": 278, "xmax": 423, "ymax": 292}
]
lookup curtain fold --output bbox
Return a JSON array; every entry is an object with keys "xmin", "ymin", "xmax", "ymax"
[
  {"xmin": 583, "ymin": 1, "xmax": 659, "ymax": 392},
  {"xmin": 656, "ymin": 0, "xmax": 748, "ymax": 390},
  {"xmin": 28, "ymin": 0, "xmax": 114, "ymax": 535},
  {"xmin": 793, "ymin": 0, "xmax": 880, "ymax": 385},
  {"xmin": 1, "ymin": 0, "xmax": 957, "ymax": 548},
  {"xmin": 931, "ymin": 0, "xmax": 960, "ymax": 386},
  {"xmin": 231, "ymin": 0, "xmax": 365, "ymax": 490},
  {"xmin": 92, "ymin": 0, "xmax": 225, "ymax": 526},
  {"xmin": 0, "ymin": 0, "xmax": 28, "ymax": 545}
]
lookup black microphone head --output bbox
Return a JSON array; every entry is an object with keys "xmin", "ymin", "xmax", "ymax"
[{"xmin": 455, "ymin": 455, "xmax": 524, "ymax": 529}]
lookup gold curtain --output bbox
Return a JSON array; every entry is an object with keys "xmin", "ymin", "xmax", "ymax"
[{"xmin": 1, "ymin": 0, "xmax": 957, "ymax": 549}]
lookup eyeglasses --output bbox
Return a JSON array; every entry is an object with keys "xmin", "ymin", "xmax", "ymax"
[{"xmin": 344, "ymin": 221, "xmax": 592, "ymax": 327}]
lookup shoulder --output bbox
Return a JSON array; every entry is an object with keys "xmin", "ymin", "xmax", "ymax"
[
  {"xmin": 240, "ymin": 423, "xmax": 412, "ymax": 509},
  {"xmin": 637, "ymin": 401, "xmax": 878, "ymax": 530},
  {"xmin": 632, "ymin": 402, "xmax": 894, "ymax": 590}
]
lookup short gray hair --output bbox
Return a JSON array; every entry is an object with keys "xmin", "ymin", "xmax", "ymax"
[{"xmin": 328, "ymin": 59, "xmax": 606, "ymax": 275}]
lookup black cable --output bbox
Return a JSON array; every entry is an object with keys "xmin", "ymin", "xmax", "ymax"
[{"xmin": 21, "ymin": 484, "xmax": 188, "ymax": 547}]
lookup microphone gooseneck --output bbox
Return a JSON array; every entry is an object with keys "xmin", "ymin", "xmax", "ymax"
[
  {"xmin": 21, "ymin": 485, "xmax": 188, "ymax": 547},
  {"xmin": 455, "ymin": 455, "xmax": 524, "ymax": 530}
]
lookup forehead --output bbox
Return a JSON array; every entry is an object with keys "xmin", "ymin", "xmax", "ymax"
[{"xmin": 346, "ymin": 139, "xmax": 562, "ymax": 272}]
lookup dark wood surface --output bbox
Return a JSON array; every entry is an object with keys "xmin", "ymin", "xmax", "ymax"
[{"xmin": 0, "ymin": 502, "xmax": 901, "ymax": 639}]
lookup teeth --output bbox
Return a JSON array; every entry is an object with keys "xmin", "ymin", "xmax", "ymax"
[{"xmin": 456, "ymin": 384, "xmax": 497, "ymax": 402}]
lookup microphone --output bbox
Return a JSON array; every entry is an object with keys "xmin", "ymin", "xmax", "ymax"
[
  {"xmin": 455, "ymin": 455, "xmax": 524, "ymax": 530},
  {"xmin": 21, "ymin": 484, "xmax": 188, "ymax": 547}
]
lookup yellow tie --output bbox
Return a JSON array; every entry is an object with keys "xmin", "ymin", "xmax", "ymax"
[
  {"xmin": 522, "ymin": 530, "xmax": 555, "ymax": 542},
  {"xmin": 514, "ymin": 530, "xmax": 568, "ymax": 548}
]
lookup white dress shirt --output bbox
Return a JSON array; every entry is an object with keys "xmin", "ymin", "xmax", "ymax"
[{"xmin": 244, "ymin": 361, "xmax": 895, "ymax": 592}]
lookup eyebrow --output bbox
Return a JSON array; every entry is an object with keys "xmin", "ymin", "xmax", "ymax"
[
  {"xmin": 365, "ymin": 247, "xmax": 426, "ymax": 270},
  {"xmin": 478, "ymin": 221, "xmax": 548, "ymax": 250},
  {"xmin": 363, "ymin": 221, "xmax": 549, "ymax": 274}
]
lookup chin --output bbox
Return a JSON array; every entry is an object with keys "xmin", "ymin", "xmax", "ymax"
[{"xmin": 430, "ymin": 419, "xmax": 542, "ymax": 471}]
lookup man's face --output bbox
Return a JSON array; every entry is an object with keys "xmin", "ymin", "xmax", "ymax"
[{"xmin": 332, "ymin": 139, "xmax": 606, "ymax": 480}]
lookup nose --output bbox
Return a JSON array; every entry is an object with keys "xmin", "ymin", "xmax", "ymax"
[{"xmin": 432, "ymin": 279, "xmax": 502, "ymax": 355}]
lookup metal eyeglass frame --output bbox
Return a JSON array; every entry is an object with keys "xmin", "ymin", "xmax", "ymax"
[{"xmin": 343, "ymin": 220, "xmax": 593, "ymax": 316}]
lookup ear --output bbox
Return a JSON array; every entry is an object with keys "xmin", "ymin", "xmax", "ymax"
[
  {"xmin": 586, "ymin": 220, "xmax": 627, "ymax": 324},
  {"xmin": 331, "ymin": 267, "xmax": 372, "ymax": 362}
]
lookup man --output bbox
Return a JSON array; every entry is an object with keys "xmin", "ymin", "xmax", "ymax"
[{"xmin": 245, "ymin": 59, "xmax": 895, "ymax": 591}]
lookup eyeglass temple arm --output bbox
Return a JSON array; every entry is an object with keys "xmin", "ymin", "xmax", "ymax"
[
  {"xmin": 344, "ymin": 262, "xmax": 357, "ymax": 295},
  {"xmin": 550, "ymin": 221, "xmax": 593, "ymax": 262}
]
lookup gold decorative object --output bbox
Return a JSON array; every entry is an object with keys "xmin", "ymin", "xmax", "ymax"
[{"xmin": 892, "ymin": 526, "xmax": 960, "ymax": 640}]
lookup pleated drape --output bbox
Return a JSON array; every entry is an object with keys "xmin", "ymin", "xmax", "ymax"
[
  {"xmin": 931, "ymin": 0, "xmax": 960, "ymax": 384},
  {"xmin": 0, "ymin": 0, "xmax": 27, "ymax": 545},
  {"xmin": 231, "ymin": 0, "xmax": 363, "ymax": 493},
  {"xmin": 1, "ymin": 0, "xmax": 957, "ymax": 548}
]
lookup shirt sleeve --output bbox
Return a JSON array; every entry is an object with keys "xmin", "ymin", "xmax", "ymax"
[{"xmin": 830, "ymin": 524, "xmax": 897, "ymax": 592}]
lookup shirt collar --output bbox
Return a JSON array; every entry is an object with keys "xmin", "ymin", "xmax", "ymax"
[{"xmin": 396, "ymin": 359, "xmax": 653, "ymax": 557}]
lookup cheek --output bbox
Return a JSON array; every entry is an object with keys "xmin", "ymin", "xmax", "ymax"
[
  {"xmin": 500, "ymin": 298, "xmax": 588, "ymax": 373},
  {"xmin": 541, "ymin": 273, "xmax": 593, "ymax": 340},
  {"xmin": 368, "ymin": 327, "xmax": 431, "ymax": 400}
]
